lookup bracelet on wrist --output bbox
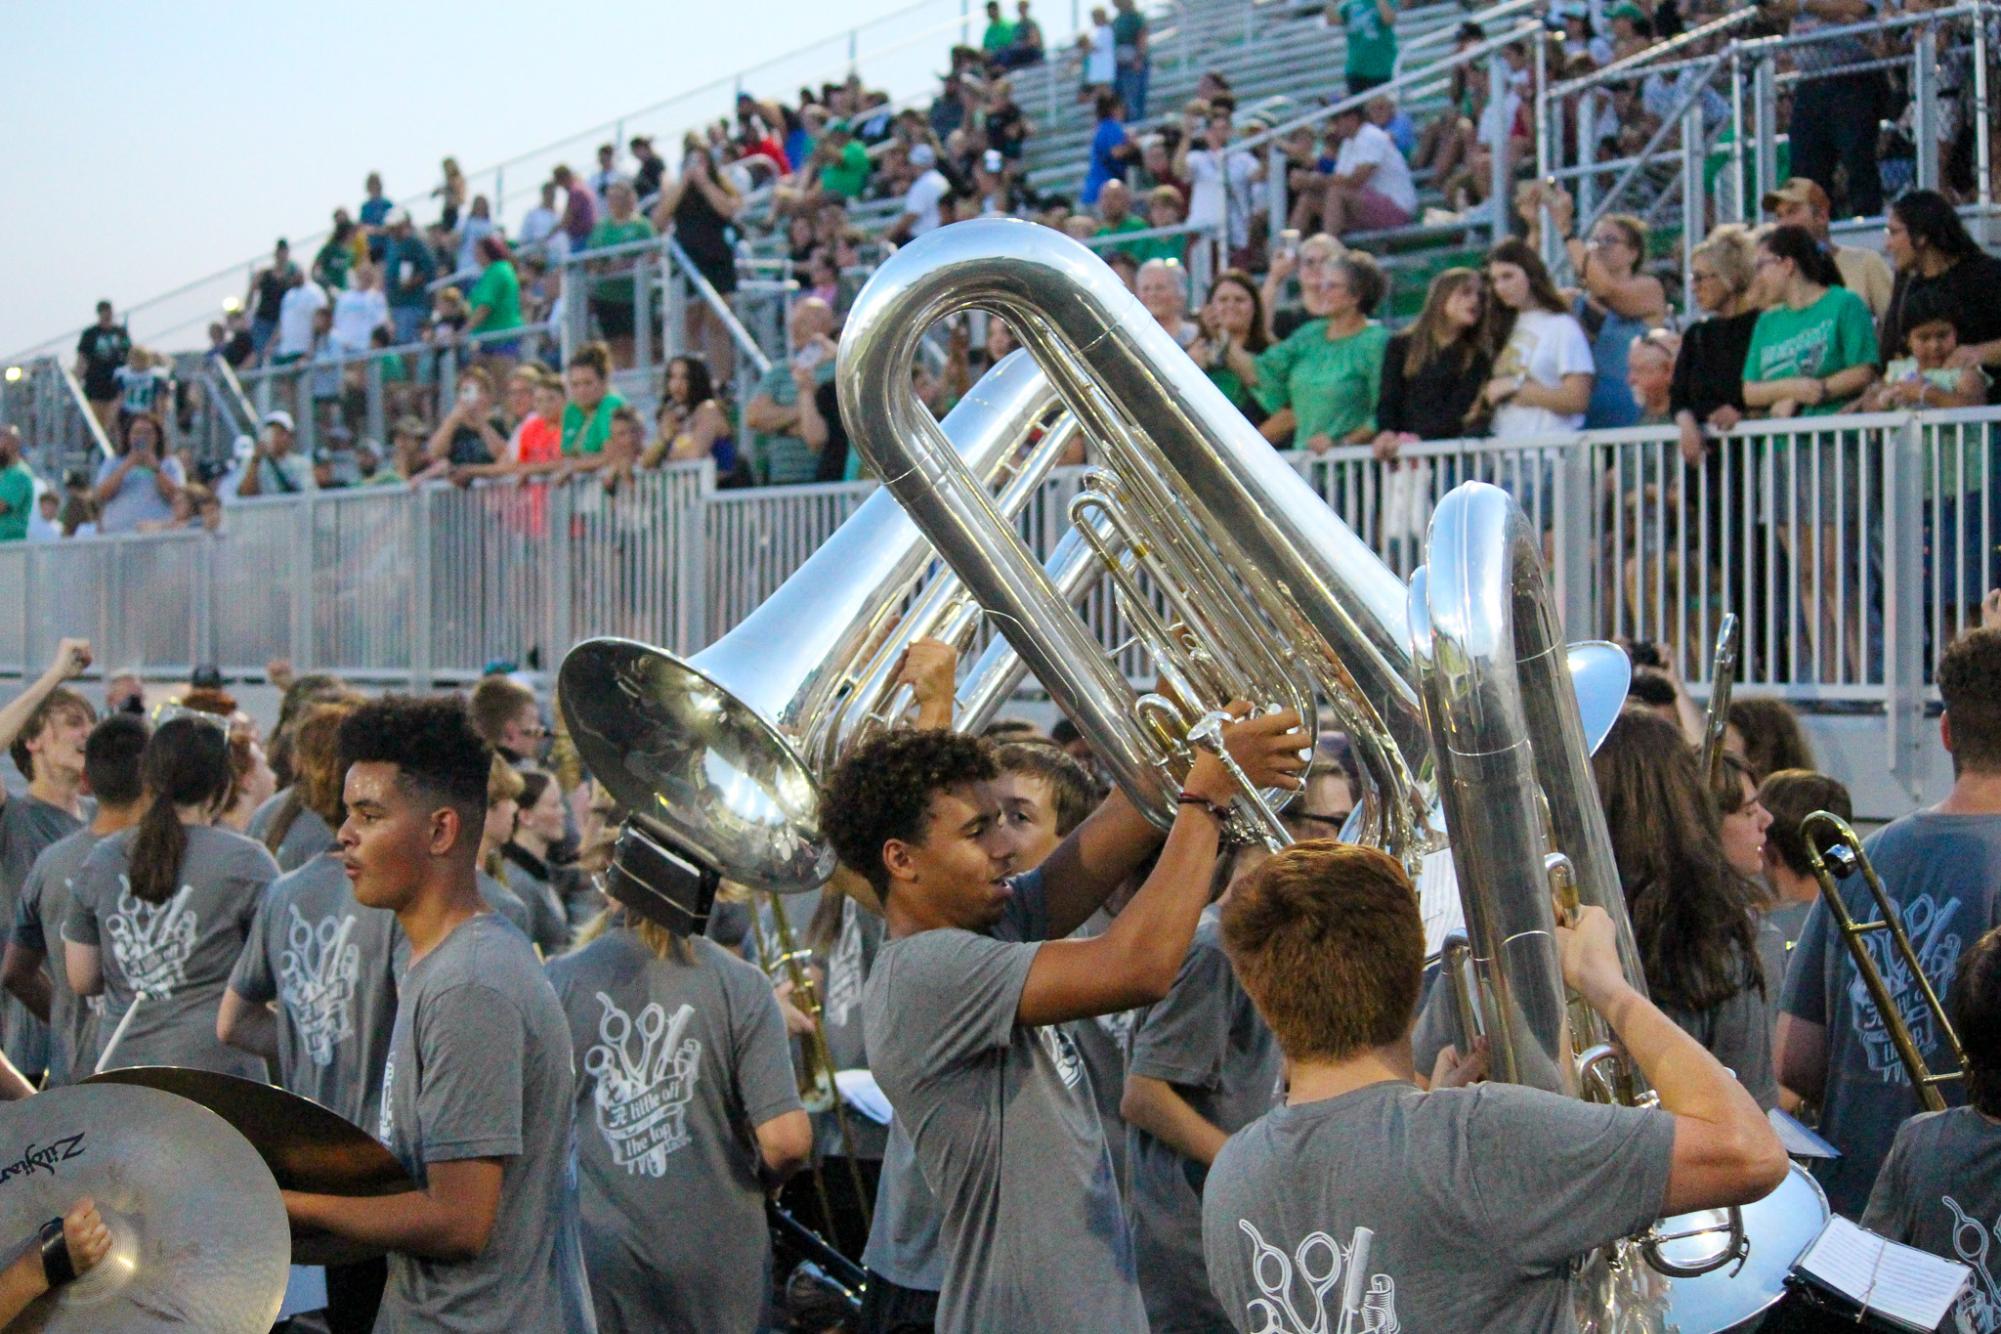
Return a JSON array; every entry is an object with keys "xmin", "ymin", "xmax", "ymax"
[
  {"xmin": 1176, "ymin": 791, "xmax": 1231, "ymax": 821},
  {"xmin": 38, "ymin": 1218, "xmax": 75, "ymax": 1290}
]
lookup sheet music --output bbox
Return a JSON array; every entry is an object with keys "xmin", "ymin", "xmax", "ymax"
[
  {"xmin": 1794, "ymin": 1215, "xmax": 1972, "ymax": 1331},
  {"xmin": 1767, "ymin": 1107, "xmax": 1842, "ymax": 1160},
  {"xmin": 834, "ymin": 1068, "xmax": 893, "ymax": 1125}
]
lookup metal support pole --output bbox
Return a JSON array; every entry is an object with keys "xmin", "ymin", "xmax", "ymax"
[
  {"xmin": 664, "ymin": 247, "xmax": 688, "ymax": 368},
  {"xmin": 410, "ymin": 487, "xmax": 433, "ymax": 690},
  {"xmin": 295, "ymin": 371, "xmax": 316, "ymax": 460},
  {"xmin": 1578, "ymin": 90, "xmax": 1600, "ymax": 224},
  {"xmin": 1487, "ymin": 52, "xmax": 1511, "ymax": 247},
  {"xmin": 364, "ymin": 359, "xmax": 386, "ymax": 448},
  {"xmin": 634, "ymin": 249, "xmax": 655, "ymax": 372},
  {"xmin": 1885, "ymin": 416, "xmax": 1925, "ymax": 799},
  {"xmin": 1976, "ymin": 8, "xmax": 1993, "ymax": 216},
  {"xmin": 1752, "ymin": 53, "xmax": 1778, "ymax": 215},
  {"xmin": 1680, "ymin": 102, "xmax": 1705, "ymax": 301},
  {"xmin": 292, "ymin": 493, "xmax": 316, "ymax": 673},
  {"xmin": 1728, "ymin": 48, "xmax": 1748, "ymax": 223},
  {"xmin": 1266, "ymin": 142, "xmax": 1285, "ymax": 253},
  {"xmin": 438, "ymin": 346, "xmax": 459, "ymax": 419},
  {"xmin": 1914, "ymin": 25, "xmax": 1940, "ymax": 192}
]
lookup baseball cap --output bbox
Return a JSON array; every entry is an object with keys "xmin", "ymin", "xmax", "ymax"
[
  {"xmin": 1605, "ymin": 2, "xmax": 1647, "ymax": 21},
  {"xmin": 910, "ymin": 144, "xmax": 938, "ymax": 167},
  {"xmin": 260, "ymin": 409, "xmax": 295, "ymax": 433},
  {"xmin": 1762, "ymin": 176, "xmax": 1832, "ymax": 216}
]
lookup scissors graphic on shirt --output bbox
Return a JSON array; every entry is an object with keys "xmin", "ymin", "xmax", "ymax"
[
  {"xmin": 585, "ymin": 994, "xmax": 694, "ymax": 1093},
  {"xmin": 1944, "ymin": 1196, "xmax": 1999, "ymax": 1332},
  {"xmin": 1239, "ymin": 1219, "xmax": 1399, "ymax": 1334}
]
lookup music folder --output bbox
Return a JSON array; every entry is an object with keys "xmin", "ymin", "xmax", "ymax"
[{"xmin": 1788, "ymin": 1215, "xmax": 1971, "ymax": 1332}]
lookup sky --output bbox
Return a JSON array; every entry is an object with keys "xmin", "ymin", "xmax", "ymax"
[{"xmin": 0, "ymin": 0, "xmax": 980, "ymax": 362}]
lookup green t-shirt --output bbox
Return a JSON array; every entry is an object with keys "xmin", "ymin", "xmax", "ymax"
[
  {"xmin": 314, "ymin": 239, "xmax": 353, "ymax": 291},
  {"xmin": 1206, "ymin": 365, "xmax": 1255, "ymax": 414},
  {"xmin": 819, "ymin": 140, "xmax": 872, "ymax": 200},
  {"xmin": 587, "ymin": 217, "xmax": 657, "ymax": 304},
  {"xmin": 0, "ymin": 462, "xmax": 33, "ymax": 542},
  {"xmin": 982, "ymin": 17, "xmax": 1018, "ymax": 51},
  {"xmin": 1741, "ymin": 286, "xmax": 1879, "ymax": 416},
  {"xmin": 749, "ymin": 358, "xmax": 838, "ymax": 486},
  {"xmin": 562, "ymin": 393, "xmax": 627, "ymax": 457},
  {"xmin": 1253, "ymin": 319, "xmax": 1391, "ymax": 444},
  {"xmin": 1093, "ymin": 214, "xmax": 1153, "ymax": 260},
  {"xmin": 1125, "ymin": 233, "xmax": 1185, "ymax": 264},
  {"xmin": 1341, "ymin": 0, "xmax": 1399, "ymax": 81},
  {"xmin": 468, "ymin": 260, "xmax": 522, "ymax": 335},
  {"xmin": 1112, "ymin": 10, "xmax": 1145, "ymax": 47}
]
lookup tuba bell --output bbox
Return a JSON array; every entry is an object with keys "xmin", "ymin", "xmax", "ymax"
[{"xmin": 558, "ymin": 350, "xmax": 1094, "ymax": 934}]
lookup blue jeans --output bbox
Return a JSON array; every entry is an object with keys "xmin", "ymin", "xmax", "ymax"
[
  {"xmin": 1115, "ymin": 61, "xmax": 1149, "ymax": 120},
  {"xmin": 249, "ymin": 316, "xmax": 277, "ymax": 355},
  {"xmin": 390, "ymin": 305, "xmax": 425, "ymax": 345},
  {"xmin": 1790, "ymin": 73, "xmax": 1883, "ymax": 216}
]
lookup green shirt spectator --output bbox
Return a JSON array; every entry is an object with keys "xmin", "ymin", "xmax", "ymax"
[
  {"xmin": 819, "ymin": 136, "xmax": 873, "ymax": 200},
  {"xmin": 587, "ymin": 213, "xmax": 656, "ymax": 306},
  {"xmin": 313, "ymin": 236, "xmax": 354, "ymax": 292},
  {"xmin": 1741, "ymin": 286, "xmax": 1878, "ymax": 417},
  {"xmin": 981, "ymin": 8, "xmax": 1018, "ymax": 52},
  {"xmin": 0, "ymin": 458, "xmax": 33, "ymax": 542},
  {"xmin": 468, "ymin": 257, "xmax": 523, "ymax": 336},
  {"xmin": 748, "ymin": 358, "xmax": 837, "ymax": 485},
  {"xmin": 1094, "ymin": 213, "xmax": 1153, "ymax": 259},
  {"xmin": 1340, "ymin": 0, "xmax": 1399, "ymax": 86},
  {"xmin": 1253, "ymin": 319, "xmax": 1391, "ymax": 444},
  {"xmin": 563, "ymin": 392, "xmax": 627, "ymax": 457}
]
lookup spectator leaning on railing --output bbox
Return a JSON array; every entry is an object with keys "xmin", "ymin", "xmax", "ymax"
[
  {"xmin": 745, "ymin": 298, "xmax": 840, "ymax": 486},
  {"xmin": 236, "ymin": 410, "xmax": 313, "ymax": 499},
  {"xmin": 93, "ymin": 414, "xmax": 184, "ymax": 535},
  {"xmin": 1243, "ymin": 250, "xmax": 1391, "ymax": 452}
]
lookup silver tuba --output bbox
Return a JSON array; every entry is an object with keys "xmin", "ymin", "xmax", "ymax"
[
  {"xmin": 1409, "ymin": 483, "xmax": 1827, "ymax": 1333},
  {"xmin": 838, "ymin": 217, "xmax": 1435, "ymax": 863},
  {"xmin": 559, "ymin": 351, "xmax": 1097, "ymax": 932}
]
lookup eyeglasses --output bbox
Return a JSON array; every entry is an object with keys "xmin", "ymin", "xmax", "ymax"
[
  {"xmin": 1586, "ymin": 234, "xmax": 1628, "ymax": 249},
  {"xmin": 1690, "ymin": 269, "xmax": 1720, "ymax": 283}
]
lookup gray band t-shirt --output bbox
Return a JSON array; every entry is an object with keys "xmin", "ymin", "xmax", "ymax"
[
  {"xmin": 1202, "ymin": 1080, "xmax": 1677, "ymax": 1334},
  {"xmin": 226, "ymin": 852, "xmax": 405, "ymax": 1130},
  {"xmin": 818, "ymin": 894, "xmax": 888, "ymax": 1160},
  {"xmin": 1861, "ymin": 1106, "xmax": 2001, "ymax": 1334},
  {"xmin": 547, "ymin": 926, "xmax": 804, "ymax": 1334},
  {"xmin": 12, "ymin": 828, "xmax": 104, "ymax": 1084},
  {"xmin": 0, "ymin": 794, "xmax": 84, "ymax": 1074},
  {"xmin": 63, "ymin": 823, "xmax": 276, "ymax": 1079},
  {"xmin": 374, "ymin": 911, "xmax": 594, "ymax": 1333},
  {"xmin": 861, "ymin": 868, "xmax": 1146, "ymax": 1334},
  {"xmin": 477, "ymin": 869, "xmax": 536, "ymax": 943},
  {"xmin": 863, "ymin": 1114, "xmax": 947, "ymax": 1290},
  {"xmin": 1069, "ymin": 906, "xmax": 1139, "ymax": 1197},
  {"xmin": 1127, "ymin": 907, "xmax": 1283, "ymax": 1333},
  {"xmin": 1661, "ymin": 948, "xmax": 1778, "ymax": 1112},
  {"xmin": 1780, "ymin": 810, "xmax": 2001, "ymax": 1217},
  {"xmin": 247, "ymin": 794, "xmax": 338, "ymax": 875}
]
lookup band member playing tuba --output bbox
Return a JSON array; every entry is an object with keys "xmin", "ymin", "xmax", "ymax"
[
  {"xmin": 825, "ymin": 708, "xmax": 1308, "ymax": 1333},
  {"xmin": 1202, "ymin": 843, "xmax": 1787, "ymax": 1333}
]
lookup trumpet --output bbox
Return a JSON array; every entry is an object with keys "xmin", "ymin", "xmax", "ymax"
[
  {"xmin": 1800, "ymin": 810, "xmax": 1968, "ymax": 1111},
  {"xmin": 1699, "ymin": 613, "xmax": 1740, "ymax": 789}
]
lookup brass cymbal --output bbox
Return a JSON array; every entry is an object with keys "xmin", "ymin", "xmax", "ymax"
[
  {"xmin": 84, "ymin": 1068, "xmax": 415, "ymax": 1267},
  {"xmin": 0, "ymin": 1083, "xmax": 289, "ymax": 1333}
]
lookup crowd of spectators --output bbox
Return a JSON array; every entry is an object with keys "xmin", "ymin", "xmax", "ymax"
[{"xmin": 5, "ymin": 0, "xmax": 1995, "ymax": 539}]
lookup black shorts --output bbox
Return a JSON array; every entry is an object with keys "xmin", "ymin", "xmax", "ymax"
[
  {"xmin": 860, "ymin": 1273, "xmax": 939, "ymax": 1334},
  {"xmin": 596, "ymin": 300, "xmax": 636, "ymax": 338}
]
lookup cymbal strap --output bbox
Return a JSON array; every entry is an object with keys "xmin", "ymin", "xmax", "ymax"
[{"xmin": 37, "ymin": 1216, "xmax": 75, "ymax": 1288}]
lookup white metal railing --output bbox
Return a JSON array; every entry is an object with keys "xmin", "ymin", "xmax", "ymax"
[{"xmin": 7, "ymin": 408, "xmax": 1995, "ymax": 785}]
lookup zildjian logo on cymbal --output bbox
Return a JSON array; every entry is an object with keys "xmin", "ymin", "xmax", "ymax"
[{"xmin": 0, "ymin": 1133, "xmax": 86, "ymax": 1185}]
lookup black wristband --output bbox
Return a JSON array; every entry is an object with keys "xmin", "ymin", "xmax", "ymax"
[
  {"xmin": 1177, "ymin": 791, "xmax": 1230, "ymax": 821},
  {"xmin": 38, "ymin": 1217, "xmax": 75, "ymax": 1289}
]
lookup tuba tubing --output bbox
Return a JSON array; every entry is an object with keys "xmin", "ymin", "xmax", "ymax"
[{"xmin": 839, "ymin": 218, "xmax": 1433, "ymax": 843}]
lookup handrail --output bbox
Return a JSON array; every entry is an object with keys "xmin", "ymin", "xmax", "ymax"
[
  {"xmin": 1235, "ymin": 19, "xmax": 1544, "ymax": 157},
  {"xmin": 204, "ymin": 356, "xmax": 259, "ymax": 441},
  {"xmin": 1544, "ymin": 7, "xmax": 1760, "ymax": 99},
  {"xmin": 668, "ymin": 237, "xmax": 774, "ymax": 378},
  {"xmin": 53, "ymin": 364, "xmax": 115, "ymax": 462},
  {"xmin": 1395, "ymin": 0, "xmax": 1538, "ymax": 70}
]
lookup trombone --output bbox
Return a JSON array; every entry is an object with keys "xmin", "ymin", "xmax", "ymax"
[{"xmin": 1799, "ymin": 810, "xmax": 1968, "ymax": 1111}]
